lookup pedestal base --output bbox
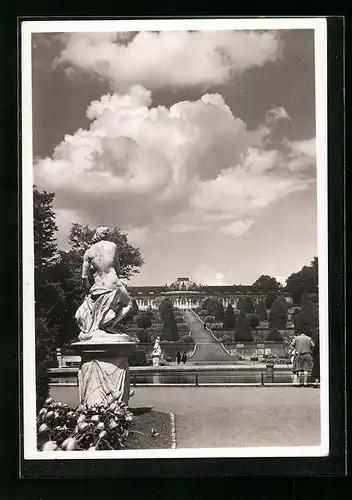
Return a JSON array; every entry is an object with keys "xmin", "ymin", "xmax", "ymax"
[
  {"xmin": 72, "ymin": 331, "xmax": 135, "ymax": 406},
  {"xmin": 152, "ymin": 354, "xmax": 161, "ymax": 367}
]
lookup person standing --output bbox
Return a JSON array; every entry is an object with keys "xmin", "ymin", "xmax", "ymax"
[
  {"xmin": 182, "ymin": 352, "xmax": 187, "ymax": 364},
  {"xmin": 176, "ymin": 351, "xmax": 181, "ymax": 365},
  {"xmin": 311, "ymin": 336, "xmax": 320, "ymax": 387},
  {"xmin": 291, "ymin": 330, "xmax": 315, "ymax": 386}
]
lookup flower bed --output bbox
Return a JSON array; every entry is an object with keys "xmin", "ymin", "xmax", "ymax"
[
  {"xmin": 37, "ymin": 394, "xmax": 134, "ymax": 451},
  {"xmin": 37, "ymin": 396, "xmax": 173, "ymax": 451}
]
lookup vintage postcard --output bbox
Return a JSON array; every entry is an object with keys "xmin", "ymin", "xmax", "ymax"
[{"xmin": 21, "ymin": 18, "xmax": 328, "ymax": 462}]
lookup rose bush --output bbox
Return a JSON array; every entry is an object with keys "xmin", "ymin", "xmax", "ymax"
[{"xmin": 37, "ymin": 393, "xmax": 134, "ymax": 451}]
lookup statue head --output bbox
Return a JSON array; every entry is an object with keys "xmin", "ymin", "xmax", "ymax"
[{"xmin": 91, "ymin": 225, "xmax": 110, "ymax": 244}]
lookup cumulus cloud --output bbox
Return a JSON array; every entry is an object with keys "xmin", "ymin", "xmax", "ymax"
[
  {"xmin": 54, "ymin": 30, "xmax": 283, "ymax": 91},
  {"xmin": 34, "ymin": 86, "xmax": 316, "ymax": 245},
  {"xmin": 192, "ymin": 265, "xmax": 234, "ymax": 285},
  {"xmin": 265, "ymin": 106, "xmax": 291, "ymax": 124}
]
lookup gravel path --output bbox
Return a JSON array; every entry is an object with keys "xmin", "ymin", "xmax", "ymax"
[{"xmin": 130, "ymin": 386, "xmax": 320, "ymax": 448}]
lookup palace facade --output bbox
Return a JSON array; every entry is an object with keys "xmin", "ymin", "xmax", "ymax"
[{"xmin": 129, "ymin": 277, "xmax": 293, "ymax": 311}]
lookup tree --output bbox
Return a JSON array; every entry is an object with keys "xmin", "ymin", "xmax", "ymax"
[
  {"xmin": 243, "ymin": 297, "xmax": 254, "ymax": 314},
  {"xmin": 294, "ymin": 300, "xmax": 319, "ymax": 339},
  {"xmin": 285, "ymin": 257, "xmax": 318, "ymax": 305},
  {"xmin": 237, "ymin": 297, "xmax": 246, "ymax": 311},
  {"xmin": 252, "ymin": 275, "xmax": 281, "ymax": 293},
  {"xmin": 265, "ymin": 291, "xmax": 278, "ymax": 309},
  {"xmin": 214, "ymin": 301, "xmax": 225, "ymax": 321},
  {"xmin": 235, "ymin": 310, "xmax": 253, "ymax": 341},
  {"xmin": 247, "ymin": 314, "xmax": 260, "ymax": 328},
  {"xmin": 205, "ymin": 315, "xmax": 215, "ymax": 324},
  {"xmin": 158, "ymin": 298, "xmax": 173, "ymax": 321},
  {"xmin": 137, "ymin": 314, "xmax": 152, "ymax": 330},
  {"xmin": 255, "ymin": 300, "xmax": 268, "ymax": 321},
  {"xmin": 68, "ymin": 223, "xmax": 144, "ymax": 280},
  {"xmin": 201, "ymin": 297, "xmax": 218, "ymax": 316},
  {"xmin": 33, "ymin": 188, "xmax": 58, "ymax": 271},
  {"xmin": 266, "ymin": 329, "xmax": 284, "ymax": 342},
  {"xmin": 136, "ymin": 330, "xmax": 150, "ymax": 343},
  {"xmin": 268, "ymin": 295, "xmax": 289, "ymax": 330},
  {"xmin": 223, "ymin": 303, "xmax": 236, "ymax": 329},
  {"xmin": 33, "ymin": 188, "xmax": 60, "ymax": 410},
  {"xmin": 162, "ymin": 308, "xmax": 179, "ymax": 341}
]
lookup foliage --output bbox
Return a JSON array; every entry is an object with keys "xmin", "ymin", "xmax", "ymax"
[
  {"xmin": 265, "ymin": 291, "xmax": 278, "ymax": 309},
  {"xmin": 137, "ymin": 314, "xmax": 152, "ymax": 330},
  {"xmin": 223, "ymin": 303, "xmax": 236, "ymax": 329},
  {"xmin": 201, "ymin": 297, "xmax": 218, "ymax": 316},
  {"xmin": 158, "ymin": 299, "xmax": 173, "ymax": 322},
  {"xmin": 136, "ymin": 330, "xmax": 151, "ymax": 343},
  {"xmin": 255, "ymin": 300, "xmax": 268, "ymax": 321},
  {"xmin": 219, "ymin": 334, "xmax": 234, "ymax": 344},
  {"xmin": 268, "ymin": 295, "xmax": 289, "ymax": 330},
  {"xmin": 291, "ymin": 307, "xmax": 301, "ymax": 320},
  {"xmin": 176, "ymin": 322, "xmax": 189, "ymax": 331},
  {"xmin": 235, "ymin": 310, "xmax": 253, "ymax": 341},
  {"xmin": 68, "ymin": 223, "xmax": 144, "ymax": 280},
  {"xmin": 252, "ymin": 275, "xmax": 281, "ymax": 293},
  {"xmin": 37, "ymin": 395, "xmax": 134, "ymax": 451},
  {"xmin": 179, "ymin": 335, "xmax": 194, "ymax": 344},
  {"xmin": 243, "ymin": 297, "xmax": 255, "ymax": 314},
  {"xmin": 265, "ymin": 329, "xmax": 284, "ymax": 342},
  {"xmin": 300, "ymin": 291, "xmax": 319, "ymax": 306},
  {"xmin": 162, "ymin": 308, "xmax": 179, "ymax": 341},
  {"xmin": 236, "ymin": 297, "xmax": 246, "ymax": 311},
  {"xmin": 293, "ymin": 300, "xmax": 319, "ymax": 339},
  {"xmin": 145, "ymin": 309, "xmax": 156, "ymax": 320},
  {"xmin": 130, "ymin": 348, "xmax": 148, "ymax": 365},
  {"xmin": 35, "ymin": 318, "xmax": 54, "ymax": 410},
  {"xmin": 33, "ymin": 188, "xmax": 60, "ymax": 409},
  {"xmin": 33, "ymin": 188, "xmax": 58, "ymax": 271},
  {"xmin": 285, "ymin": 257, "xmax": 318, "ymax": 305},
  {"xmin": 214, "ymin": 301, "xmax": 225, "ymax": 321},
  {"xmin": 247, "ymin": 314, "xmax": 260, "ymax": 328},
  {"xmin": 211, "ymin": 323, "xmax": 223, "ymax": 331},
  {"xmin": 198, "ymin": 309, "xmax": 209, "ymax": 317}
]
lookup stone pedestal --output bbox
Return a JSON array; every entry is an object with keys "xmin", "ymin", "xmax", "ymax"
[
  {"xmin": 152, "ymin": 353, "xmax": 161, "ymax": 367},
  {"xmin": 72, "ymin": 331, "xmax": 135, "ymax": 406}
]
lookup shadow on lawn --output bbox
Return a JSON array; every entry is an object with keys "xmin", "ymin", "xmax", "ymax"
[{"xmin": 129, "ymin": 406, "xmax": 154, "ymax": 415}]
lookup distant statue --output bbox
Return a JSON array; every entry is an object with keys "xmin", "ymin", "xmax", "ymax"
[
  {"xmin": 152, "ymin": 336, "xmax": 162, "ymax": 366},
  {"xmin": 152, "ymin": 336, "xmax": 162, "ymax": 356},
  {"xmin": 75, "ymin": 226, "xmax": 133, "ymax": 341}
]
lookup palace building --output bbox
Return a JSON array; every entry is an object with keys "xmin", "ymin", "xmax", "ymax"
[{"xmin": 129, "ymin": 277, "xmax": 293, "ymax": 311}]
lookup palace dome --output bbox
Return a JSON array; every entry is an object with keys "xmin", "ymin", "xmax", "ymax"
[{"xmin": 166, "ymin": 277, "xmax": 200, "ymax": 292}]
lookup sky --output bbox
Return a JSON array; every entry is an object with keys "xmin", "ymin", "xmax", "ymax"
[{"xmin": 32, "ymin": 29, "xmax": 318, "ymax": 286}]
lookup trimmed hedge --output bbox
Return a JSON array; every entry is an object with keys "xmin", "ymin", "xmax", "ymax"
[{"xmin": 179, "ymin": 335, "xmax": 195, "ymax": 344}]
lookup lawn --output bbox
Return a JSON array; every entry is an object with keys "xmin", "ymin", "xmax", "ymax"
[{"xmin": 125, "ymin": 410, "xmax": 172, "ymax": 449}]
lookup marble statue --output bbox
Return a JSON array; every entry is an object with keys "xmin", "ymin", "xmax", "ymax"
[
  {"xmin": 151, "ymin": 336, "xmax": 162, "ymax": 366},
  {"xmin": 73, "ymin": 226, "xmax": 135, "ymax": 406},
  {"xmin": 75, "ymin": 226, "xmax": 132, "ymax": 340}
]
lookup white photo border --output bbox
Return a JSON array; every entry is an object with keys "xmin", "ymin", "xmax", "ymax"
[{"xmin": 22, "ymin": 17, "xmax": 328, "ymax": 460}]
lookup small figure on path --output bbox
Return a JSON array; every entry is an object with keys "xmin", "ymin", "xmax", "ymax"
[
  {"xmin": 311, "ymin": 336, "xmax": 320, "ymax": 387},
  {"xmin": 182, "ymin": 352, "xmax": 187, "ymax": 364},
  {"xmin": 176, "ymin": 351, "xmax": 181, "ymax": 365},
  {"xmin": 291, "ymin": 330, "xmax": 315, "ymax": 386}
]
